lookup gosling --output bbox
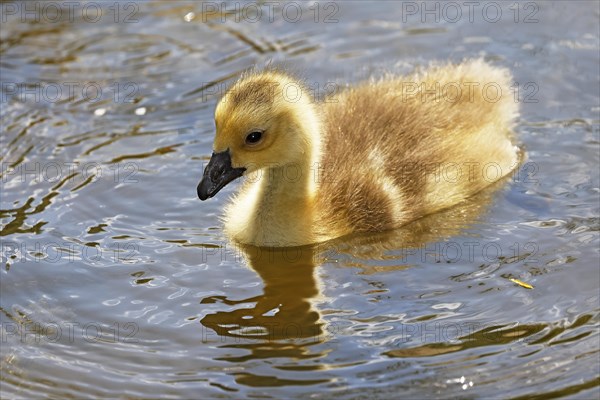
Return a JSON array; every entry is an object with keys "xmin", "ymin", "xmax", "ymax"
[{"xmin": 197, "ymin": 59, "xmax": 520, "ymax": 247}]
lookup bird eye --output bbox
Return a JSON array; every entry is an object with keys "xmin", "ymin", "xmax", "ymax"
[{"xmin": 245, "ymin": 131, "xmax": 263, "ymax": 145}]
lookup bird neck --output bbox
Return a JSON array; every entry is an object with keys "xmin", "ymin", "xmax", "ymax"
[
  {"xmin": 244, "ymin": 107, "xmax": 322, "ymax": 246},
  {"xmin": 260, "ymin": 105, "xmax": 322, "ymax": 211}
]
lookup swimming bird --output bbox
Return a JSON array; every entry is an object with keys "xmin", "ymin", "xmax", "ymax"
[{"xmin": 197, "ymin": 59, "xmax": 520, "ymax": 247}]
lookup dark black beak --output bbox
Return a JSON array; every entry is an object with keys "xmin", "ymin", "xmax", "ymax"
[{"xmin": 197, "ymin": 149, "xmax": 246, "ymax": 200}]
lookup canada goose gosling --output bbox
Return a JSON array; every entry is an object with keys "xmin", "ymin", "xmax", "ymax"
[{"xmin": 197, "ymin": 59, "xmax": 520, "ymax": 247}]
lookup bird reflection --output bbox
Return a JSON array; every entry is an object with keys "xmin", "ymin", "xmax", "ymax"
[
  {"xmin": 202, "ymin": 246, "xmax": 322, "ymax": 340},
  {"xmin": 199, "ymin": 178, "xmax": 508, "ymax": 362},
  {"xmin": 200, "ymin": 244, "xmax": 327, "ymax": 362}
]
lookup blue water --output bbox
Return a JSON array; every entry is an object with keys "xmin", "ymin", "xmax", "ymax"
[{"xmin": 1, "ymin": 1, "xmax": 599, "ymax": 398}]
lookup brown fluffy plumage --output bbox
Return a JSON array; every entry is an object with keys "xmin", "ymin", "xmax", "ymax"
[{"xmin": 199, "ymin": 59, "xmax": 520, "ymax": 246}]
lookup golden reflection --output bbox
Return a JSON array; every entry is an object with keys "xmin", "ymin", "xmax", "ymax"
[
  {"xmin": 201, "ymin": 244, "xmax": 323, "ymax": 341},
  {"xmin": 200, "ymin": 244, "xmax": 328, "ymax": 362},
  {"xmin": 384, "ymin": 322, "xmax": 547, "ymax": 358}
]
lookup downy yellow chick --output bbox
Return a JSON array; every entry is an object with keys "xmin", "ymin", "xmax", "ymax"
[{"xmin": 197, "ymin": 59, "xmax": 520, "ymax": 247}]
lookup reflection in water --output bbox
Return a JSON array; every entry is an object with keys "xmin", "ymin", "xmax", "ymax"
[{"xmin": 200, "ymin": 244, "xmax": 327, "ymax": 363}]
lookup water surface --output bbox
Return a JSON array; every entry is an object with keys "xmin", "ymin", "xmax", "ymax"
[{"xmin": 1, "ymin": 1, "xmax": 599, "ymax": 398}]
